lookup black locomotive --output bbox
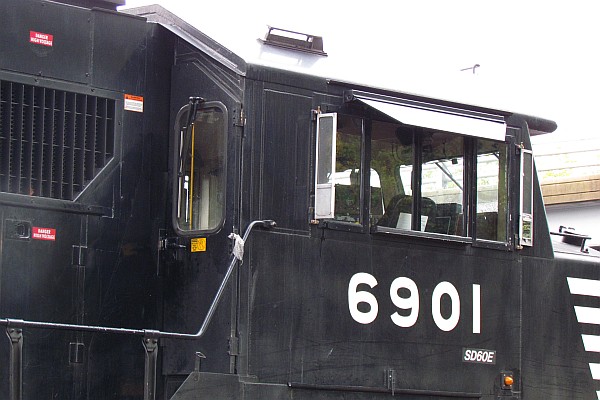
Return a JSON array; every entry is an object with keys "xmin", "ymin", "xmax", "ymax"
[{"xmin": 0, "ymin": 1, "xmax": 598, "ymax": 399}]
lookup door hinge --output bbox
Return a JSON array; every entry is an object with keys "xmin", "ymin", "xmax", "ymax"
[
  {"xmin": 233, "ymin": 107, "xmax": 245, "ymax": 127},
  {"xmin": 72, "ymin": 246, "xmax": 88, "ymax": 266},
  {"xmin": 514, "ymin": 141, "xmax": 525, "ymax": 155},
  {"xmin": 228, "ymin": 336, "xmax": 240, "ymax": 356}
]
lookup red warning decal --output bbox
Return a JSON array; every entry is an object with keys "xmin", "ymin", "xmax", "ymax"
[
  {"xmin": 30, "ymin": 31, "xmax": 54, "ymax": 47},
  {"xmin": 32, "ymin": 227, "xmax": 56, "ymax": 241}
]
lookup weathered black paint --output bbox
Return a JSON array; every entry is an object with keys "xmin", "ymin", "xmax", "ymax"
[{"xmin": 0, "ymin": 1, "xmax": 598, "ymax": 400}]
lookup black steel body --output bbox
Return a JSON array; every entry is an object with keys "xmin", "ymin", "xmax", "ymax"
[{"xmin": 0, "ymin": 1, "xmax": 598, "ymax": 400}]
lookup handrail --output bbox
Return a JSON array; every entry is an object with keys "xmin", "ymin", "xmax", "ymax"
[
  {"xmin": 0, "ymin": 219, "xmax": 275, "ymax": 339},
  {"xmin": 161, "ymin": 219, "xmax": 276, "ymax": 340},
  {"xmin": 0, "ymin": 219, "xmax": 276, "ymax": 400}
]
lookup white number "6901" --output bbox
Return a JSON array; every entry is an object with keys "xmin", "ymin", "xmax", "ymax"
[{"xmin": 348, "ymin": 272, "xmax": 481, "ymax": 333}]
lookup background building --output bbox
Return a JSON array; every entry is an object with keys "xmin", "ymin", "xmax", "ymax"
[{"xmin": 534, "ymin": 136, "xmax": 600, "ymax": 249}]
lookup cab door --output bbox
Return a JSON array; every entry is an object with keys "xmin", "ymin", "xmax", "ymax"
[{"xmin": 161, "ymin": 63, "xmax": 243, "ymax": 381}]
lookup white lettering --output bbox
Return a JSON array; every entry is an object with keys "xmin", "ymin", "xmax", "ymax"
[
  {"xmin": 29, "ymin": 32, "xmax": 54, "ymax": 47},
  {"xmin": 390, "ymin": 277, "xmax": 419, "ymax": 327},
  {"xmin": 432, "ymin": 282, "xmax": 460, "ymax": 332},
  {"xmin": 463, "ymin": 349, "xmax": 496, "ymax": 364},
  {"xmin": 347, "ymin": 274, "xmax": 482, "ymax": 334},
  {"xmin": 464, "ymin": 350, "xmax": 472, "ymax": 361},
  {"xmin": 348, "ymin": 273, "xmax": 379, "ymax": 324}
]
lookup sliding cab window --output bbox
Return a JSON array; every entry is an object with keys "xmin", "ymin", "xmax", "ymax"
[
  {"xmin": 315, "ymin": 112, "xmax": 510, "ymax": 244},
  {"xmin": 315, "ymin": 113, "xmax": 365, "ymax": 224},
  {"xmin": 174, "ymin": 102, "xmax": 227, "ymax": 234},
  {"xmin": 476, "ymin": 139, "xmax": 509, "ymax": 242}
]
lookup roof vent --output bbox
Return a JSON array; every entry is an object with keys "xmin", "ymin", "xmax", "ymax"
[{"xmin": 260, "ymin": 26, "xmax": 327, "ymax": 56}]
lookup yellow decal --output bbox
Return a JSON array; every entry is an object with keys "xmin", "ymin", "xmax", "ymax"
[{"xmin": 190, "ymin": 237, "xmax": 207, "ymax": 252}]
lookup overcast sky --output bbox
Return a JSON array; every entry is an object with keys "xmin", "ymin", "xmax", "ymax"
[{"xmin": 121, "ymin": 1, "xmax": 599, "ymax": 144}]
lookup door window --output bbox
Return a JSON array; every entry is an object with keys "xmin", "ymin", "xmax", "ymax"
[{"xmin": 174, "ymin": 102, "xmax": 227, "ymax": 233}]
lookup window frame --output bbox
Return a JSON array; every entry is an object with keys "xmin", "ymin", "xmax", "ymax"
[
  {"xmin": 471, "ymin": 136, "xmax": 513, "ymax": 251},
  {"xmin": 171, "ymin": 100, "xmax": 228, "ymax": 237},
  {"xmin": 314, "ymin": 112, "xmax": 370, "ymax": 233},
  {"xmin": 519, "ymin": 148, "xmax": 534, "ymax": 247},
  {"xmin": 370, "ymin": 126, "xmax": 473, "ymax": 241},
  {"xmin": 314, "ymin": 113, "xmax": 338, "ymax": 220},
  {"xmin": 314, "ymin": 107, "xmax": 514, "ymax": 248}
]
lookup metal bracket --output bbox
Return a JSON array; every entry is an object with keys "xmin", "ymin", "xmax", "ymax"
[
  {"xmin": 311, "ymin": 107, "xmax": 321, "ymax": 120},
  {"xmin": 69, "ymin": 341, "xmax": 85, "ymax": 364},
  {"xmin": 6, "ymin": 327, "xmax": 23, "ymax": 400},
  {"xmin": 142, "ymin": 335, "xmax": 159, "ymax": 400},
  {"xmin": 158, "ymin": 231, "xmax": 186, "ymax": 267},
  {"xmin": 514, "ymin": 141, "xmax": 525, "ymax": 155},
  {"xmin": 385, "ymin": 368, "xmax": 396, "ymax": 395},
  {"xmin": 194, "ymin": 351, "xmax": 206, "ymax": 372},
  {"xmin": 72, "ymin": 246, "xmax": 88, "ymax": 266},
  {"xmin": 228, "ymin": 336, "xmax": 239, "ymax": 356},
  {"xmin": 159, "ymin": 236, "xmax": 186, "ymax": 251}
]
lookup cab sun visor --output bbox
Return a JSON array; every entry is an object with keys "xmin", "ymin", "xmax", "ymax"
[{"xmin": 345, "ymin": 91, "xmax": 506, "ymax": 141}]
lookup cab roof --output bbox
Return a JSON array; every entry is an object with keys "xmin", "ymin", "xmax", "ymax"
[{"xmin": 123, "ymin": 4, "xmax": 557, "ymax": 134}]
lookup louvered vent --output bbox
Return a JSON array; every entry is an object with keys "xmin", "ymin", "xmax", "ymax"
[{"xmin": 0, "ymin": 80, "xmax": 115, "ymax": 200}]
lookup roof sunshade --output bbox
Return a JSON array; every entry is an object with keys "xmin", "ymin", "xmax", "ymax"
[{"xmin": 347, "ymin": 91, "xmax": 506, "ymax": 141}]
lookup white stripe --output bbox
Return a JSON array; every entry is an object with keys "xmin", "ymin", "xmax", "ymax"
[
  {"xmin": 568, "ymin": 277, "xmax": 600, "ymax": 297},
  {"xmin": 591, "ymin": 363, "xmax": 600, "ymax": 380},
  {"xmin": 574, "ymin": 306, "xmax": 600, "ymax": 325},
  {"xmin": 597, "ymin": 390, "xmax": 600, "ymax": 400},
  {"xmin": 582, "ymin": 335, "xmax": 600, "ymax": 352}
]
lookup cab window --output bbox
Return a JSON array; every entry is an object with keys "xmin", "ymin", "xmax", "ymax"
[
  {"xmin": 372, "ymin": 124, "xmax": 466, "ymax": 235},
  {"xmin": 332, "ymin": 115, "xmax": 363, "ymax": 223},
  {"xmin": 476, "ymin": 140, "xmax": 509, "ymax": 241},
  {"xmin": 315, "ymin": 112, "xmax": 510, "ymax": 244},
  {"xmin": 174, "ymin": 103, "xmax": 227, "ymax": 233}
]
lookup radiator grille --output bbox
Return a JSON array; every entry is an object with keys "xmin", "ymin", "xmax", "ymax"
[{"xmin": 0, "ymin": 80, "xmax": 115, "ymax": 200}]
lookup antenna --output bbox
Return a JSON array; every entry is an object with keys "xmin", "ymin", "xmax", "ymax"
[{"xmin": 460, "ymin": 64, "xmax": 480, "ymax": 74}]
